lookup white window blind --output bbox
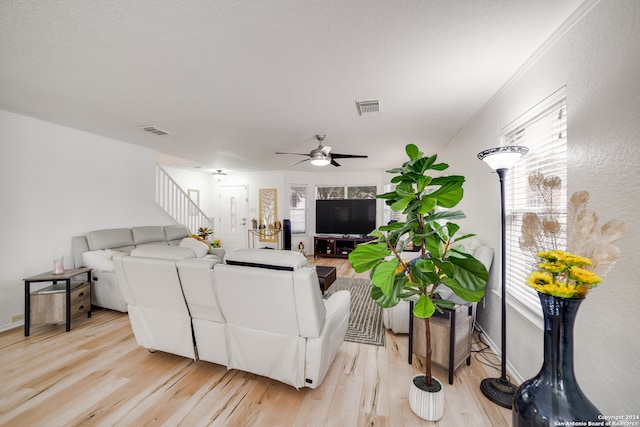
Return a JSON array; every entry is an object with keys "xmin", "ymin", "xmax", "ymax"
[
  {"xmin": 289, "ymin": 184, "xmax": 307, "ymax": 234},
  {"xmin": 382, "ymin": 184, "xmax": 403, "ymax": 225},
  {"xmin": 503, "ymin": 88, "xmax": 567, "ymax": 315}
]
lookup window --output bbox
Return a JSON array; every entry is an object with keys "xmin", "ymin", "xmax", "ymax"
[
  {"xmin": 382, "ymin": 184, "xmax": 403, "ymax": 225},
  {"xmin": 316, "ymin": 186, "xmax": 344, "ymax": 199},
  {"xmin": 503, "ymin": 87, "xmax": 567, "ymax": 315},
  {"xmin": 316, "ymin": 185, "xmax": 376, "ymax": 200},
  {"xmin": 347, "ymin": 185, "xmax": 377, "ymax": 199},
  {"xmin": 289, "ymin": 184, "xmax": 307, "ymax": 234}
]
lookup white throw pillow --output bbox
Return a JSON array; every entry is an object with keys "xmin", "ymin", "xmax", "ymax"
[
  {"xmin": 82, "ymin": 249, "xmax": 116, "ymax": 272},
  {"xmin": 179, "ymin": 237, "xmax": 210, "ymax": 258}
]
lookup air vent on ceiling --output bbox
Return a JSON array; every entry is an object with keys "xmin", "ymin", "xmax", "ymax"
[
  {"xmin": 356, "ymin": 99, "xmax": 381, "ymax": 117},
  {"xmin": 140, "ymin": 125, "xmax": 175, "ymax": 136}
]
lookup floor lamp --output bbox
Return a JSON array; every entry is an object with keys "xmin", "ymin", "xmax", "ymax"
[{"xmin": 477, "ymin": 145, "xmax": 528, "ymax": 409}]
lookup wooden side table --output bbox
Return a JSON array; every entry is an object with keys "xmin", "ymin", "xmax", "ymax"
[
  {"xmin": 23, "ymin": 267, "xmax": 92, "ymax": 336},
  {"xmin": 408, "ymin": 300, "xmax": 474, "ymax": 384}
]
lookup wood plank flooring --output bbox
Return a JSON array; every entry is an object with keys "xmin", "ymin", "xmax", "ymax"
[{"xmin": 0, "ymin": 256, "xmax": 511, "ymax": 426}]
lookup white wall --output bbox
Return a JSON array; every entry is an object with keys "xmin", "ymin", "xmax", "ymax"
[
  {"xmin": 440, "ymin": 0, "xmax": 640, "ymax": 415},
  {"xmin": 0, "ymin": 110, "xmax": 173, "ymax": 331}
]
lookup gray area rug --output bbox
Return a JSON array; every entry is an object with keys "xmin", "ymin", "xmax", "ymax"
[{"xmin": 325, "ymin": 277, "xmax": 385, "ymax": 346}]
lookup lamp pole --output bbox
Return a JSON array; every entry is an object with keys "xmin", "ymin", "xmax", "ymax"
[{"xmin": 477, "ymin": 146, "xmax": 528, "ymax": 409}]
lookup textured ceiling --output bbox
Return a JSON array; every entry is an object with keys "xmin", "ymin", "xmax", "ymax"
[{"xmin": 0, "ymin": 0, "xmax": 587, "ymax": 173}]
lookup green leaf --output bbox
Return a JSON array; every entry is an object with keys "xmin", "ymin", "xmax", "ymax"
[
  {"xmin": 430, "ymin": 175, "xmax": 465, "ymax": 186},
  {"xmin": 441, "ymin": 255, "xmax": 489, "ymax": 302},
  {"xmin": 452, "ymin": 233, "xmax": 476, "ymax": 244},
  {"xmin": 376, "ymin": 191, "xmax": 398, "ymax": 200},
  {"xmin": 433, "ymin": 298, "xmax": 456, "ymax": 310},
  {"xmin": 371, "ymin": 258, "xmax": 399, "ymax": 295},
  {"xmin": 378, "ymin": 221, "xmax": 406, "ymax": 232},
  {"xmin": 348, "ymin": 242, "xmax": 390, "ymax": 273},
  {"xmin": 431, "ymin": 162, "xmax": 449, "ymax": 171},
  {"xmin": 446, "ymin": 222, "xmax": 460, "ymax": 237},
  {"xmin": 413, "ymin": 155, "xmax": 437, "ymax": 174},
  {"xmin": 371, "ymin": 274, "xmax": 407, "ymax": 307},
  {"xmin": 395, "ymin": 181, "xmax": 416, "ymax": 197},
  {"xmin": 416, "ymin": 175, "xmax": 432, "ymax": 193},
  {"xmin": 391, "ymin": 195, "xmax": 415, "ymax": 211},
  {"xmin": 428, "ymin": 180, "xmax": 465, "ymax": 208},
  {"xmin": 437, "ymin": 187, "xmax": 464, "ymax": 208},
  {"xmin": 413, "ymin": 294, "xmax": 435, "ymax": 318},
  {"xmin": 423, "ymin": 210, "xmax": 467, "ymax": 222},
  {"xmin": 406, "ymin": 144, "xmax": 421, "ymax": 160},
  {"xmin": 417, "ymin": 196, "xmax": 437, "ymax": 214},
  {"xmin": 441, "ymin": 278, "xmax": 483, "ymax": 302}
]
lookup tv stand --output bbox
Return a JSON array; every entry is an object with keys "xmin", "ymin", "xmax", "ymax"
[{"xmin": 314, "ymin": 236, "xmax": 374, "ymax": 258}]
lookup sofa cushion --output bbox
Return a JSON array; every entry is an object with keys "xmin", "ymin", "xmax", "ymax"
[
  {"xmin": 164, "ymin": 224, "xmax": 191, "ymax": 245},
  {"xmin": 179, "ymin": 237, "xmax": 210, "ymax": 257},
  {"xmin": 132, "ymin": 226, "xmax": 168, "ymax": 245},
  {"xmin": 225, "ymin": 249, "xmax": 308, "ymax": 270},
  {"xmin": 87, "ymin": 228, "xmax": 135, "ymax": 252}
]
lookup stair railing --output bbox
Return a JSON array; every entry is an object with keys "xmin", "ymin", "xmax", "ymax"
[{"xmin": 156, "ymin": 165, "xmax": 213, "ymax": 233}]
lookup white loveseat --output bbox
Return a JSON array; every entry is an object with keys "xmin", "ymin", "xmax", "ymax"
[
  {"xmin": 115, "ymin": 248, "xmax": 351, "ymax": 389},
  {"xmin": 72, "ymin": 225, "xmax": 223, "ymax": 312}
]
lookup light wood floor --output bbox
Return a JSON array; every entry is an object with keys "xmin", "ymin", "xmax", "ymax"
[{"xmin": 0, "ymin": 256, "xmax": 511, "ymax": 426}]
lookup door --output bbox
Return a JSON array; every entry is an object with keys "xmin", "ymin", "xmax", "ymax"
[{"xmin": 219, "ymin": 185, "xmax": 248, "ymax": 250}]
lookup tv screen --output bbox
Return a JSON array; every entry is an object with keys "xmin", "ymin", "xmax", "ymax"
[{"xmin": 315, "ymin": 199, "xmax": 376, "ymax": 236}]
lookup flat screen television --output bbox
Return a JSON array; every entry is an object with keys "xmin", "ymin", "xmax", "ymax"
[{"xmin": 315, "ymin": 199, "xmax": 376, "ymax": 236}]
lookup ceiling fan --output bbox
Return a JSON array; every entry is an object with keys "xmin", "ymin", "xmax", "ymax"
[{"xmin": 275, "ymin": 134, "xmax": 368, "ymax": 167}]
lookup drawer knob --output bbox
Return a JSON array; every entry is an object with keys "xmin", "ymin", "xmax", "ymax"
[
  {"xmin": 78, "ymin": 305, "xmax": 85, "ymax": 311},
  {"xmin": 78, "ymin": 292, "xmax": 84, "ymax": 297}
]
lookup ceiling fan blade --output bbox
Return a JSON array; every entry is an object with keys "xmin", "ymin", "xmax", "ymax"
[
  {"xmin": 330, "ymin": 153, "xmax": 368, "ymax": 159},
  {"xmin": 275, "ymin": 152, "xmax": 310, "ymax": 156},
  {"xmin": 291, "ymin": 158, "xmax": 310, "ymax": 166},
  {"xmin": 320, "ymin": 145, "xmax": 332, "ymax": 155},
  {"xmin": 331, "ymin": 159, "xmax": 341, "ymax": 167}
]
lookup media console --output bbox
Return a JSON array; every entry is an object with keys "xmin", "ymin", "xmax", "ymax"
[{"xmin": 313, "ymin": 235, "xmax": 374, "ymax": 259}]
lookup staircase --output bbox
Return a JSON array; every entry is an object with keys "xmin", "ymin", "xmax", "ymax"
[{"xmin": 156, "ymin": 165, "xmax": 213, "ymax": 233}]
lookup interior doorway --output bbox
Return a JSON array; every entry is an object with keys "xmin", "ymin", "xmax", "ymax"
[{"xmin": 218, "ymin": 184, "xmax": 248, "ymax": 250}]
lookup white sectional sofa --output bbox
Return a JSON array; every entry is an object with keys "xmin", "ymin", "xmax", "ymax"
[
  {"xmin": 115, "ymin": 248, "xmax": 351, "ymax": 389},
  {"xmin": 72, "ymin": 225, "xmax": 223, "ymax": 312}
]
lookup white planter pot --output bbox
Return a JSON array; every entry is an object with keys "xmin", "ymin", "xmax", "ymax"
[{"xmin": 409, "ymin": 374, "xmax": 445, "ymax": 421}]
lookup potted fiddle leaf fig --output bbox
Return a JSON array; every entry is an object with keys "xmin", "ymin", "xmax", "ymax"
[{"xmin": 348, "ymin": 144, "xmax": 488, "ymax": 421}]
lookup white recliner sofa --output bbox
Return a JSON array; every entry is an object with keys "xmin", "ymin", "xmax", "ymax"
[
  {"xmin": 115, "ymin": 248, "xmax": 351, "ymax": 389},
  {"xmin": 72, "ymin": 225, "xmax": 223, "ymax": 312}
]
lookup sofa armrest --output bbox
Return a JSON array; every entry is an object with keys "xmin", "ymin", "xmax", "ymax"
[
  {"xmin": 323, "ymin": 290, "xmax": 350, "ymax": 323},
  {"xmin": 303, "ymin": 290, "xmax": 350, "ymax": 388}
]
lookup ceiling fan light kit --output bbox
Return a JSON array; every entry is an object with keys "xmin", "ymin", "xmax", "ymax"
[{"xmin": 275, "ymin": 134, "xmax": 368, "ymax": 167}]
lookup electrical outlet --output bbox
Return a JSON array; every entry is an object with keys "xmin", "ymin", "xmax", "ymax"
[{"xmin": 11, "ymin": 314, "xmax": 25, "ymax": 323}]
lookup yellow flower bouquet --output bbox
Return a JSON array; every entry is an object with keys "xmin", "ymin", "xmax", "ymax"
[{"xmin": 526, "ymin": 250, "xmax": 602, "ymax": 299}]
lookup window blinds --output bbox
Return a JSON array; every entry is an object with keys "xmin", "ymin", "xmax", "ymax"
[{"xmin": 502, "ymin": 88, "xmax": 568, "ymax": 314}]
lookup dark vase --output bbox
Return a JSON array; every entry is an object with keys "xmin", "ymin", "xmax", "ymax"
[{"xmin": 513, "ymin": 292, "xmax": 601, "ymax": 426}]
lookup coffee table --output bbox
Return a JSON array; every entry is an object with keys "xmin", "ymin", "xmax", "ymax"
[{"xmin": 315, "ymin": 266, "xmax": 337, "ymax": 294}]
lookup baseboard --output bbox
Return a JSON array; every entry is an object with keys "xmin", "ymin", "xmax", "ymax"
[{"xmin": 474, "ymin": 324, "xmax": 524, "ymax": 385}]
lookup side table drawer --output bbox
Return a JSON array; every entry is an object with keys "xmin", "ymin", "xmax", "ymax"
[
  {"xmin": 30, "ymin": 282, "xmax": 91, "ymax": 325},
  {"xmin": 70, "ymin": 283, "xmax": 91, "ymax": 320}
]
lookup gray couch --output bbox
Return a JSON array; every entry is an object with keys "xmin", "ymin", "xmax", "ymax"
[{"xmin": 72, "ymin": 225, "xmax": 223, "ymax": 312}]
